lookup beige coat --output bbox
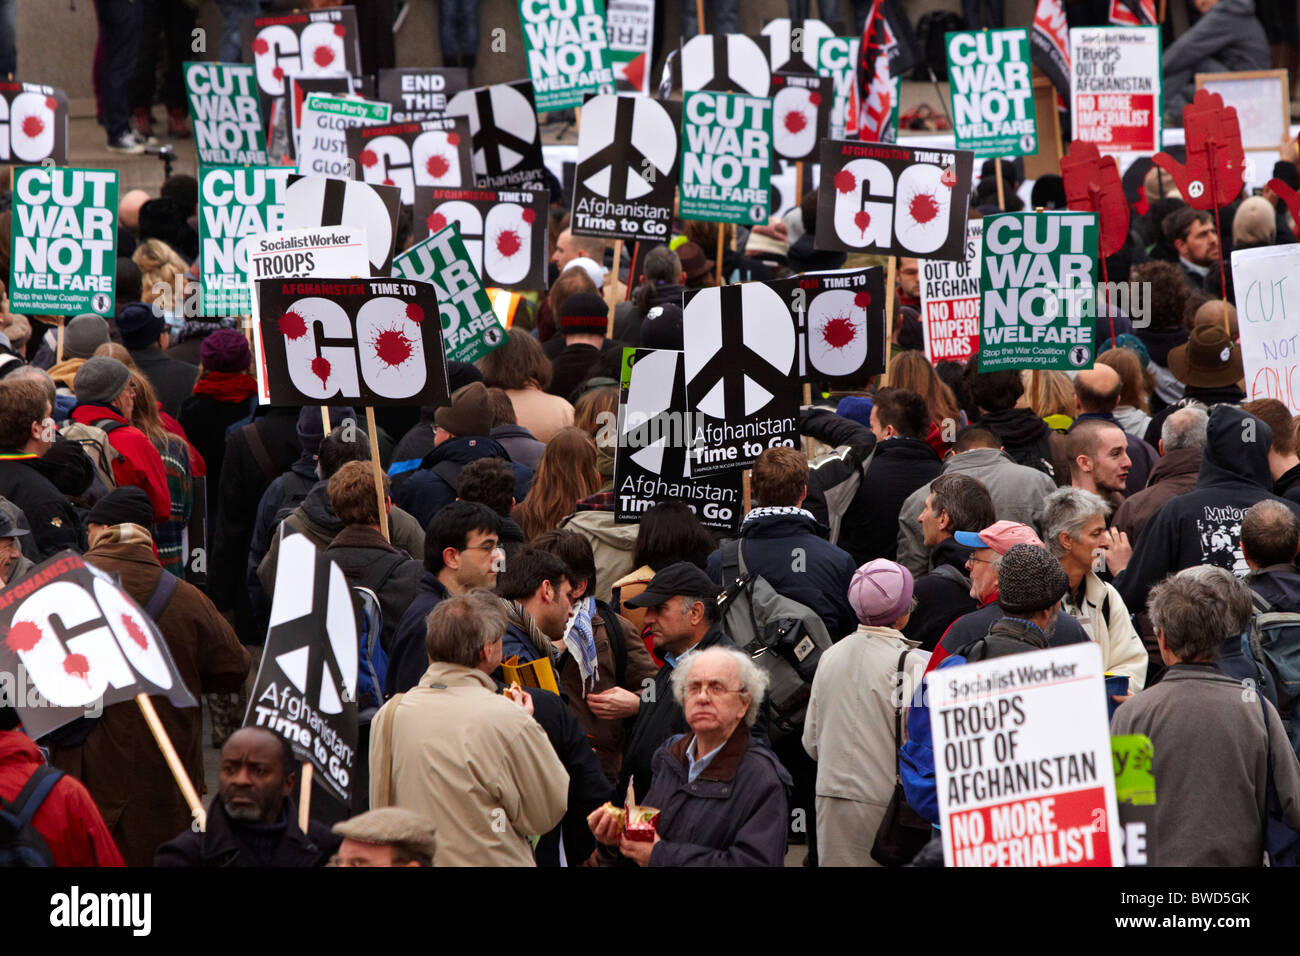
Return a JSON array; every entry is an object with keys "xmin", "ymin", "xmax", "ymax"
[
  {"xmin": 506, "ymin": 386, "xmax": 573, "ymax": 444},
  {"xmin": 369, "ymin": 661, "xmax": 569, "ymax": 867},
  {"xmin": 1062, "ymin": 570, "xmax": 1148, "ymax": 691}
]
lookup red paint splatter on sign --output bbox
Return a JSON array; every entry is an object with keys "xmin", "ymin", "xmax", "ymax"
[
  {"xmin": 809, "ymin": 91, "xmax": 822, "ymax": 106},
  {"xmin": 520, "ymin": 208, "xmax": 536, "ymax": 224},
  {"xmin": 853, "ymin": 210, "xmax": 871, "ymax": 235},
  {"xmin": 908, "ymin": 191, "xmax": 941, "ymax": 225},
  {"xmin": 121, "ymin": 613, "xmax": 149, "ymax": 650},
  {"xmin": 940, "ymin": 167, "xmax": 957, "ymax": 188},
  {"xmin": 854, "ymin": 291, "xmax": 871, "ymax": 309},
  {"xmin": 783, "ymin": 110, "xmax": 807, "ymax": 134},
  {"xmin": 820, "ymin": 315, "xmax": 859, "ymax": 350},
  {"xmin": 279, "ymin": 310, "xmax": 307, "ymax": 340},
  {"xmin": 406, "ymin": 303, "xmax": 424, "ymax": 324},
  {"xmin": 63, "ymin": 654, "xmax": 90, "ymax": 679},
  {"xmin": 252, "ymin": 37, "xmax": 269, "ymax": 56},
  {"xmin": 426, "ymin": 212, "xmax": 447, "ymax": 233},
  {"xmin": 447, "ymin": 132, "xmax": 461, "ymax": 146},
  {"xmin": 272, "ymin": 66, "xmax": 284, "ymax": 81},
  {"xmin": 833, "ymin": 170, "xmax": 856, "ymax": 194},
  {"xmin": 425, "ymin": 154, "xmax": 450, "ymax": 179},
  {"xmin": 495, "ymin": 229, "xmax": 522, "ymax": 258},
  {"xmin": 333, "ymin": 23, "xmax": 347, "ymax": 36},
  {"xmin": 6, "ymin": 620, "xmax": 42, "ymax": 654},
  {"xmin": 382, "ymin": 178, "xmax": 394, "ymax": 186},
  {"xmin": 313, "ymin": 46, "xmax": 336, "ymax": 68},
  {"xmin": 44, "ymin": 97, "xmax": 57, "ymax": 111},
  {"xmin": 372, "ymin": 327, "xmax": 414, "ymax": 368},
  {"xmin": 359, "ymin": 149, "xmax": 378, "ymax": 168},
  {"xmin": 21, "ymin": 115, "xmax": 43, "ymax": 139},
  {"xmin": 310, "ymin": 356, "xmax": 331, "ymax": 387}
]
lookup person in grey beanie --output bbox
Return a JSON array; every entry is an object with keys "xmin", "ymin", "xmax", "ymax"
[{"xmin": 956, "ymin": 543, "xmax": 1071, "ymax": 660}]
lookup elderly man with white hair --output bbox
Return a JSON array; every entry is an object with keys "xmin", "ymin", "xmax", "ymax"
[{"xmin": 589, "ymin": 646, "xmax": 791, "ymax": 867}]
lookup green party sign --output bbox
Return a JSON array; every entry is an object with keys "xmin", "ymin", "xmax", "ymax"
[
  {"xmin": 679, "ymin": 91, "xmax": 772, "ymax": 225},
  {"xmin": 392, "ymin": 223, "xmax": 504, "ymax": 364},
  {"xmin": 10, "ymin": 166, "xmax": 118, "ymax": 317},
  {"xmin": 946, "ymin": 28, "xmax": 1037, "ymax": 157},
  {"xmin": 978, "ymin": 210, "xmax": 1097, "ymax": 371}
]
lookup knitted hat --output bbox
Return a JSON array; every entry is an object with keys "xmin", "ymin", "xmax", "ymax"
[
  {"xmin": 435, "ymin": 381, "xmax": 494, "ymax": 438},
  {"xmin": 639, "ymin": 303, "xmax": 683, "ymax": 350},
  {"xmin": 997, "ymin": 544, "xmax": 1069, "ymax": 615},
  {"xmin": 446, "ymin": 359, "xmax": 484, "ymax": 393},
  {"xmin": 1097, "ymin": 333, "xmax": 1151, "ymax": 369},
  {"xmin": 115, "ymin": 301, "xmax": 167, "ymax": 349},
  {"xmin": 1233, "ymin": 196, "xmax": 1276, "ymax": 246},
  {"xmin": 87, "ymin": 486, "xmax": 154, "ymax": 529},
  {"xmin": 72, "ymin": 356, "xmax": 132, "ymax": 405},
  {"xmin": 297, "ymin": 406, "xmax": 358, "ymax": 454},
  {"xmin": 835, "ymin": 395, "xmax": 873, "ymax": 427},
  {"xmin": 744, "ymin": 218, "xmax": 789, "ymax": 259},
  {"xmin": 558, "ymin": 292, "xmax": 609, "ymax": 336},
  {"xmin": 848, "ymin": 559, "xmax": 914, "ymax": 627},
  {"xmin": 200, "ymin": 328, "xmax": 252, "ymax": 373},
  {"xmin": 64, "ymin": 314, "xmax": 110, "ymax": 360}
]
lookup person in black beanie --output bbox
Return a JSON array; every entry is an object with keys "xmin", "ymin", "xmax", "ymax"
[
  {"xmin": 547, "ymin": 292, "xmax": 622, "ymax": 402},
  {"xmin": 116, "ymin": 302, "xmax": 197, "ymax": 419}
]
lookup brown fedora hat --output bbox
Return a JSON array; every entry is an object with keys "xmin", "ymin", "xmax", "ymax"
[
  {"xmin": 1167, "ymin": 323, "xmax": 1243, "ymax": 389},
  {"xmin": 676, "ymin": 241, "xmax": 715, "ymax": 281}
]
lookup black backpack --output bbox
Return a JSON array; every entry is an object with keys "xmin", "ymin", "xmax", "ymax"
[
  {"xmin": 1249, "ymin": 592, "xmax": 1300, "ymax": 759},
  {"xmin": 912, "ymin": 11, "xmax": 965, "ymax": 82},
  {"xmin": 0, "ymin": 766, "xmax": 63, "ymax": 867}
]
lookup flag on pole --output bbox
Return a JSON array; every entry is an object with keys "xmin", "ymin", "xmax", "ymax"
[
  {"xmin": 853, "ymin": 0, "xmax": 917, "ymax": 143},
  {"xmin": 1031, "ymin": 0, "xmax": 1071, "ymax": 104},
  {"xmin": 1109, "ymin": 0, "xmax": 1156, "ymax": 25}
]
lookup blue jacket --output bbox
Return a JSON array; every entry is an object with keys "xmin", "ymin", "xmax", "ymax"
[
  {"xmin": 384, "ymin": 573, "xmax": 449, "ymax": 697},
  {"xmin": 391, "ymin": 435, "xmax": 532, "ymax": 529}
]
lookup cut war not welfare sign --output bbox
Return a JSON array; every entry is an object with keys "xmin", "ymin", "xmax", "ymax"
[
  {"xmin": 184, "ymin": 61, "xmax": 268, "ymax": 166},
  {"xmin": 679, "ymin": 91, "xmax": 771, "ymax": 225},
  {"xmin": 979, "ymin": 210, "xmax": 1097, "ymax": 371},
  {"xmin": 518, "ymin": 0, "xmax": 615, "ymax": 113},
  {"xmin": 199, "ymin": 166, "xmax": 294, "ymax": 316},
  {"xmin": 10, "ymin": 167, "xmax": 118, "ymax": 317},
  {"xmin": 947, "ymin": 28, "xmax": 1037, "ymax": 156}
]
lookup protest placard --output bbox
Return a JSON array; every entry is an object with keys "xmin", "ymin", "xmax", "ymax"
[
  {"xmin": 199, "ymin": 166, "xmax": 293, "ymax": 316},
  {"xmin": 255, "ymin": 276, "xmax": 450, "ymax": 406},
  {"xmin": 761, "ymin": 17, "xmax": 835, "ymax": 74},
  {"xmin": 816, "ymin": 35, "xmax": 860, "ymax": 140},
  {"xmin": 947, "ymin": 28, "xmax": 1038, "ymax": 157},
  {"xmin": 296, "ymin": 92, "xmax": 391, "ymax": 179},
  {"xmin": 10, "ymin": 167, "xmax": 117, "ymax": 317},
  {"xmin": 242, "ymin": 6, "xmax": 361, "ymax": 133},
  {"xmin": 606, "ymin": 0, "xmax": 654, "ymax": 93},
  {"xmin": 815, "ymin": 140, "xmax": 974, "ymax": 260},
  {"xmin": 770, "ymin": 72, "xmax": 832, "ymax": 164},
  {"xmin": 1069, "ymin": 27, "xmax": 1161, "ymax": 154},
  {"xmin": 1231, "ymin": 245, "xmax": 1300, "ymax": 413},
  {"xmin": 184, "ymin": 61, "xmax": 268, "ymax": 166},
  {"xmin": 930, "ymin": 642, "xmax": 1122, "ymax": 867},
  {"xmin": 1111, "ymin": 734, "xmax": 1156, "ymax": 866},
  {"xmin": 615, "ymin": 347, "xmax": 743, "ymax": 531},
  {"xmin": 0, "ymin": 81, "xmax": 69, "ymax": 164},
  {"xmin": 413, "ymin": 187, "xmax": 549, "ymax": 289},
  {"xmin": 347, "ymin": 117, "xmax": 473, "ymax": 206},
  {"xmin": 247, "ymin": 533, "xmax": 358, "ymax": 806},
  {"xmin": 289, "ymin": 75, "xmax": 356, "ymax": 158},
  {"xmin": 392, "ymin": 223, "xmax": 506, "ymax": 364},
  {"xmin": 244, "ymin": 226, "xmax": 370, "ymax": 404},
  {"xmin": 979, "ymin": 210, "xmax": 1097, "ymax": 371},
  {"xmin": 767, "ymin": 268, "xmax": 886, "ymax": 383},
  {"xmin": 376, "ymin": 67, "xmax": 469, "ymax": 122},
  {"xmin": 679, "ymin": 34, "xmax": 771, "ymax": 97},
  {"xmin": 921, "ymin": 219, "xmax": 984, "ymax": 364},
  {"xmin": 518, "ymin": 0, "xmax": 615, "ymax": 113},
  {"xmin": 0, "ymin": 552, "xmax": 197, "ymax": 740},
  {"xmin": 444, "ymin": 80, "xmax": 546, "ymax": 191},
  {"xmin": 282, "ymin": 174, "xmax": 401, "ymax": 275},
  {"xmin": 679, "ymin": 91, "xmax": 772, "ymax": 225},
  {"xmin": 682, "ymin": 282, "xmax": 801, "ymax": 475},
  {"xmin": 571, "ymin": 93, "xmax": 679, "ymax": 243}
]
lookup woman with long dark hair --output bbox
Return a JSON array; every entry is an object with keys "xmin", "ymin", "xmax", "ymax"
[{"xmin": 513, "ymin": 427, "xmax": 602, "ymax": 540}]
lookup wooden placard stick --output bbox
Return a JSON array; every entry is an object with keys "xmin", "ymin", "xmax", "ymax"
[
  {"xmin": 298, "ymin": 763, "xmax": 313, "ymax": 832},
  {"xmin": 55, "ymin": 317, "xmax": 64, "ymax": 364},
  {"xmin": 606, "ymin": 239, "xmax": 623, "ymax": 331},
  {"xmin": 696, "ymin": 0, "xmax": 706, "ymax": 33},
  {"xmin": 994, "ymin": 158, "xmax": 1006, "ymax": 211},
  {"xmin": 714, "ymin": 226, "xmax": 725, "ymax": 286},
  {"xmin": 880, "ymin": 255, "xmax": 897, "ymax": 387},
  {"xmin": 365, "ymin": 406, "xmax": 389, "ymax": 541},
  {"xmin": 136, "ymin": 692, "xmax": 206, "ymax": 831}
]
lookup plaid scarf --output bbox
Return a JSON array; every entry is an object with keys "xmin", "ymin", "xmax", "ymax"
[{"xmin": 506, "ymin": 600, "xmax": 556, "ymax": 662}]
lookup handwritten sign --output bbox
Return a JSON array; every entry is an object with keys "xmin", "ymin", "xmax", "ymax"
[{"xmin": 1232, "ymin": 245, "xmax": 1300, "ymax": 412}]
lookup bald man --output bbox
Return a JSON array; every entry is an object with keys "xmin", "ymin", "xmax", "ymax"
[
  {"xmin": 1074, "ymin": 364, "xmax": 1157, "ymax": 497},
  {"xmin": 118, "ymin": 190, "xmax": 151, "ymax": 234},
  {"xmin": 1191, "ymin": 299, "xmax": 1238, "ymax": 342},
  {"xmin": 552, "ymin": 230, "xmax": 625, "ymax": 300}
]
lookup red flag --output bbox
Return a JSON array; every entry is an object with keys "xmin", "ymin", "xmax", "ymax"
[
  {"xmin": 854, "ymin": 0, "xmax": 898, "ymax": 143},
  {"xmin": 1109, "ymin": 0, "xmax": 1156, "ymax": 25},
  {"xmin": 1031, "ymin": 0, "xmax": 1071, "ymax": 103}
]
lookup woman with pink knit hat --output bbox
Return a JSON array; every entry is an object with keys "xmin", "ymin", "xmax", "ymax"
[{"xmin": 802, "ymin": 559, "xmax": 931, "ymax": 867}]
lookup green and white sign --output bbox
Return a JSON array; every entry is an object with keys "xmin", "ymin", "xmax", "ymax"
[
  {"xmin": 815, "ymin": 35, "xmax": 859, "ymax": 141},
  {"xmin": 978, "ymin": 210, "xmax": 1097, "ymax": 371},
  {"xmin": 679, "ymin": 91, "xmax": 772, "ymax": 225},
  {"xmin": 10, "ymin": 167, "xmax": 118, "ymax": 316},
  {"xmin": 297, "ymin": 93, "xmax": 391, "ymax": 179},
  {"xmin": 183, "ymin": 61, "xmax": 268, "ymax": 166},
  {"xmin": 946, "ymin": 28, "xmax": 1037, "ymax": 157},
  {"xmin": 199, "ymin": 166, "xmax": 294, "ymax": 316},
  {"xmin": 518, "ymin": 0, "xmax": 614, "ymax": 113},
  {"xmin": 392, "ymin": 223, "xmax": 505, "ymax": 364}
]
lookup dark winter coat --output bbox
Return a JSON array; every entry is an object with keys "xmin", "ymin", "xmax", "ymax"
[
  {"xmin": 1111, "ymin": 445, "xmax": 1203, "ymax": 544},
  {"xmin": 178, "ymin": 390, "xmax": 256, "ymax": 520},
  {"xmin": 155, "ymin": 799, "xmax": 339, "ymax": 867},
  {"xmin": 547, "ymin": 342, "xmax": 607, "ymax": 402},
  {"xmin": 611, "ymin": 281, "xmax": 686, "ymax": 344},
  {"xmin": 491, "ymin": 424, "xmax": 545, "ymax": 472},
  {"xmin": 1247, "ymin": 564, "xmax": 1300, "ymax": 613},
  {"xmin": 325, "ymin": 525, "xmax": 424, "ymax": 654},
  {"xmin": 840, "ymin": 437, "xmax": 942, "ymax": 566},
  {"xmin": 903, "ymin": 538, "xmax": 978, "ymax": 652},
  {"xmin": 1275, "ymin": 463, "xmax": 1300, "ymax": 506},
  {"xmin": 0, "ymin": 454, "xmax": 84, "ymax": 557},
  {"xmin": 978, "ymin": 406, "xmax": 1065, "ymax": 481},
  {"xmin": 925, "ymin": 599, "xmax": 1091, "ymax": 672},
  {"xmin": 392, "ymin": 435, "xmax": 533, "ymax": 530},
  {"xmin": 385, "ymin": 573, "xmax": 450, "ymax": 697},
  {"xmin": 129, "ymin": 345, "xmax": 199, "ymax": 419}
]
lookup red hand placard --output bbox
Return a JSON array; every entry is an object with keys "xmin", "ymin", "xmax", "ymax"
[
  {"xmin": 1152, "ymin": 89, "xmax": 1245, "ymax": 210},
  {"xmin": 1060, "ymin": 141, "xmax": 1130, "ymax": 258}
]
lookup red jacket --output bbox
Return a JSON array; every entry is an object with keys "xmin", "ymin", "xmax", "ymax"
[
  {"xmin": 70, "ymin": 403, "xmax": 171, "ymax": 522},
  {"xmin": 0, "ymin": 731, "xmax": 124, "ymax": 866}
]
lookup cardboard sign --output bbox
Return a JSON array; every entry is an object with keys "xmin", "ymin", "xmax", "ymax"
[
  {"xmin": 606, "ymin": 0, "xmax": 654, "ymax": 94},
  {"xmin": 979, "ymin": 210, "xmax": 1098, "ymax": 371},
  {"xmin": 245, "ymin": 226, "xmax": 370, "ymax": 404},
  {"xmin": 770, "ymin": 268, "xmax": 887, "ymax": 383},
  {"xmin": 931, "ymin": 642, "xmax": 1122, "ymax": 867},
  {"xmin": 347, "ymin": 117, "xmax": 473, "ymax": 206},
  {"xmin": 519, "ymin": 0, "xmax": 615, "ymax": 113},
  {"xmin": 1231, "ymin": 245, "xmax": 1300, "ymax": 413},
  {"xmin": 296, "ymin": 93, "xmax": 391, "ymax": 179},
  {"xmin": 289, "ymin": 75, "xmax": 356, "ymax": 158},
  {"xmin": 680, "ymin": 91, "xmax": 772, "ymax": 225},
  {"xmin": 572, "ymin": 94, "xmax": 679, "ymax": 243},
  {"xmin": 282, "ymin": 174, "xmax": 402, "ymax": 275},
  {"xmin": 247, "ymin": 533, "xmax": 358, "ymax": 805},
  {"xmin": 444, "ymin": 80, "xmax": 547, "ymax": 191},
  {"xmin": 682, "ymin": 282, "xmax": 801, "ymax": 475},
  {"xmin": 816, "ymin": 35, "xmax": 860, "ymax": 140},
  {"xmin": 921, "ymin": 219, "xmax": 984, "ymax": 364},
  {"xmin": 0, "ymin": 81, "xmax": 69, "ymax": 164},
  {"xmin": 242, "ymin": 6, "xmax": 361, "ymax": 135},
  {"xmin": 815, "ymin": 140, "xmax": 974, "ymax": 260},
  {"xmin": 10, "ymin": 167, "xmax": 117, "ymax": 317},
  {"xmin": 1069, "ymin": 27, "xmax": 1161, "ymax": 154},
  {"xmin": 615, "ymin": 347, "xmax": 743, "ymax": 531},
  {"xmin": 199, "ymin": 166, "xmax": 294, "ymax": 316},
  {"xmin": 412, "ymin": 187, "xmax": 549, "ymax": 290},
  {"xmin": 761, "ymin": 17, "xmax": 835, "ymax": 74},
  {"xmin": 392, "ymin": 223, "xmax": 506, "ymax": 364},
  {"xmin": 946, "ymin": 28, "xmax": 1038, "ymax": 157},
  {"xmin": 376, "ymin": 67, "xmax": 469, "ymax": 122},
  {"xmin": 1111, "ymin": 734, "xmax": 1155, "ymax": 866},
  {"xmin": 0, "ymin": 552, "xmax": 196, "ymax": 740},
  {"xmin": 679, "ymin": 34, "xmax": 771, "ymax": 97},
  {"xmin": 184, "ymin": 62, "xmax": 268, "ymax": 166},
  {"xmin": 770, "ymin": 72, "xmax": 832, "ymax": 164},
  {"xmin": 256, "ymin": 277, "xmax": 451, "ymax": 406}
]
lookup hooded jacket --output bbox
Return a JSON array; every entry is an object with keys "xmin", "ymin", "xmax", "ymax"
[
  {"xmin": 325, "ymin": 525, "xmax": 424, "ymax": 655},
  {"xmin": 491, "ymin": 424, "xmax": 545, "ymax": 472},
  {"xmin": 1116, "ymin": 406, "xmax": 1300, "ymax": 613},
  {"xmin": 1162, "ymin": 0, "xmax": 1270, "ymax": 79},
  {"xmin": 392, "ymin": 435, "xmax": 533, "ymax": 530},
  {"xmin": 1112, "ymin": 445, "xmax": 1203, "ymax": 544},
  {"xmin": 1247, "ymin": 564, "xmax": 1300, "ymax": 613},
  {"xmin": 840, "ymin": 436, "xmax": 942, "ymax": 566},
  {"xmin": 69, "ymin": 403, "xmax": 171, "ymax": 522},
  {"xmin": 977, "ymin": 406, "xmax": 1065, "ymax": 481}
]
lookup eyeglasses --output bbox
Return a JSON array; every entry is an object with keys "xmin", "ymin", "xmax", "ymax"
[
  {"xmin": 967, "ymin": 556, "xmax": 1000, "ymax": 569},
  {"xmin": 685, "ymin": 680, "xmax": 746, "ymax": 699},
  {"xmin": 461, "ymin": 542, "xmax": 503, "ymax": 554}
]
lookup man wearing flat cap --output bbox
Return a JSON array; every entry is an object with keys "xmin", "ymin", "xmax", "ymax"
[
  {"xmin": 0, "ymin": 506, "xmax": 32, "ymax": 587},
  {"xmin": 331, "ymin": 808, "xmax": 438, "ymax": 867}
]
